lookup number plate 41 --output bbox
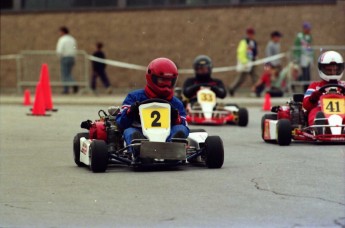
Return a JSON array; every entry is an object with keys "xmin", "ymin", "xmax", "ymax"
[{"xmin": 322, "ymin": 98, "xmax": 345, "ymax": 115}]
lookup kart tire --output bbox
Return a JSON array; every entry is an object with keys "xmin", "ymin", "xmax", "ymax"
[
  {"xmin": 90, "ymin": 140, "xmax": 108, "ymax": 173},
  {"xmin": 277, "ymin": 119, "xmax": 292, "ymax": 146},
  {"xmin": 261, "ymin": 114, "xmax": 277, "ymax": 143},
  {"xmin": 205, "ymin": 136, "xmax": 224, "ymax": 169},
  {"xmin": 73, "ymin": 132, "xmax": 89, "ymax": 167},
  {"xmin": 237, "ymin": 108, "xmax": 249, "ymax": 127}
]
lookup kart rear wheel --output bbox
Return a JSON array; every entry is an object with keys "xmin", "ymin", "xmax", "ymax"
[
  {"xmin": 205, "ymin": 136, "xmax": 224, "ymax": 168},
  {"xmin": 73, "ymin": 132, "xmax": 89, "ymax": 167},
  {"xmin": 90, "ymin": 140, "xmax": 108, "ymax": 173},
  {"xmin": 261, "ymin": 114, "xmax": 277, "ymax": 143},
  {"xmin": 277, "ymin": 119, "xmax": 292, "ymax": 146},
  {"xmin": 237, "ymin": 108, "xmax": 249, "ymax": 127}
]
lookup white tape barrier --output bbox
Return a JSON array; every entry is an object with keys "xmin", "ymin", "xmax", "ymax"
[
  {"xmin": 0, "ymin": 54, "xmax": 21, "ymax": 60},
  {"xmin": 88, "ymin": 53, "xmax": 286, "ymax": 74},
  {"xmin": 1, "ymin": 52, "xmax": 286, "ymax": 74}
]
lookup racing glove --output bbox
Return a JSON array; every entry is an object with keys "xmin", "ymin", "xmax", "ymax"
[
  {"xmin": 126, "ymin": 101, "xmax": 140, "ymax": 120},
  {"xmin": 309, "ymin": 91, "xmax": 322, "ymax": 104},
  {"xmin": 210, "ymin": 86, "xmax": 226, "ymax": 98},
  {"xmin": 171, "ymin": 108, "xmax": 182, "ymax": 125}
]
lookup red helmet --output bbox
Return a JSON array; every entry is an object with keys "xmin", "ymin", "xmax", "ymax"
[{"xmin": 145, "ymin": 58, "xmax": 178, "ymax": 100}]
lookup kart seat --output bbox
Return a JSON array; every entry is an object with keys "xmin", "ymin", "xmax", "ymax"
[{"xmin": 293, "ymin": 93, "xmax": 304, "ymax": 102}]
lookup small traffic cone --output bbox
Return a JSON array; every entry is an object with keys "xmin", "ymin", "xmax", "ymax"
[
  {"xmin": 23, "ymin": 89, "xmax": 32, "ymax": 106},
  {"xmin": 39, "ymin": 63, "xmax": 57, "ymax": 112},
  {"xmin": 27, "ymin": 83, "xmax": 50, "ymax": 116},
  {"xmin": 262, "ymin": 92, "xmax": 271, "ymax": 111}
]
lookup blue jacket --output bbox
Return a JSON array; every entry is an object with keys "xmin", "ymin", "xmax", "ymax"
[{"xmin": 116, "ymin": 89, "xmax": 188, "ymax": 130}]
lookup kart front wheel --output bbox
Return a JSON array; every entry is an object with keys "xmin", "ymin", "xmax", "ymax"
[
  {"xmin": 205, "ymin": 136, "xmax": 224, "ymax": 168},
  {"xmin": 277, "ymin": 119, "xmax": 292, "ymax": 146},
  {"xmin": 90, "ymin": 140, "xmax": 108, "ymax": 173},
  {"xmin": 237, "ymin": 108, "xmax": 249, "ymax": 127},
  {"xmin": 73, "ymin": 132, "xmax": 89, "ymax": 167}
]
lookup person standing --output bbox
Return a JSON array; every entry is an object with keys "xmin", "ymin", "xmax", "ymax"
[
  {"xmin": 56, "ymin": 26, "xmax": 78, "ymax": 94},
  {"xmin": 293, "ymin": 22, "xmax": 313, "ymax": 92},
  {"xmin": 91, "ymin": 42, "xmax": 112, "ymax": 94},
  {"xmin": 265, "ymin": 31, "xmax": 283, "ymax": 72},
  {"xmin": 229, "ymin": 28, "xmax": 258, "ymax": 97}
]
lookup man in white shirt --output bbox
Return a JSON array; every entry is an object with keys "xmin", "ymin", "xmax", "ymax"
[{"xmin": 56, "ymin": 26, "xmax": 78, "ymax": 94}]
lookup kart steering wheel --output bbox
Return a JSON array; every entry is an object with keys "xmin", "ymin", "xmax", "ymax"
[
  {"xmin": 318, "ymin": 84, "xmax": 345, "ymax": 95},
  {"xmin": 139, "ymin": 98, "xmax": 170, "ymax": 105}
]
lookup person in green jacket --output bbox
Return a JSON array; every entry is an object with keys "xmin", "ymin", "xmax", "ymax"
[
  {"xmin": 229, "ymin": 28, "xmax": 258, "ymax": 97},
  {"xmin": 293, "ymin": 22, "xmax": 313, "ymax": 92}
]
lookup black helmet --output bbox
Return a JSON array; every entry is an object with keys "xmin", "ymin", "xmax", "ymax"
[{"xmin": 193, "ymin": 55, "xmax": 213, "ymax": 81}]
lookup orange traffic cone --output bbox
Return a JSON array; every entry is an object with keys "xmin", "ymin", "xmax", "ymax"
[
  {"xmin": 27, "ymin": 83, "xmax": 50, "ymax": 116},
  {"xmin": 262, "ymin": 93, "xmax": 271, "ymax": 111},
  {"xmin": 39, "ymin": 63, "xmax": 57, "ymax": 112},
  {"xmin": 23, "ymin": 89, "xmax": 32, "ymax": 106}
]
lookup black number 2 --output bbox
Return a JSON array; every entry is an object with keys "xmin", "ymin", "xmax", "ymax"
[{"xmin": 151, "ymin": 111, "xmax": 161, "ymax": 127}]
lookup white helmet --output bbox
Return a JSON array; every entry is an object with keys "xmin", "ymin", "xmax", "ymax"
[{"xmin": 318, "ymin": 51, "xmax": 344, "ymax": 82}]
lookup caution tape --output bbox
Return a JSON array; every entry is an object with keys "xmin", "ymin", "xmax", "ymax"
[
  {"xmin": 1, "ymin": 52, "xmax": 286, "ymax": 74},
  {"xmin": 88, "ymin": 53, "xmax": 287, "ymax": 74}
]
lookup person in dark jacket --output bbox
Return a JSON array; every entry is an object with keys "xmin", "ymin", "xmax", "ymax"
[
  {"xmin": 91, "ymin": 42, "xmax": 112, "ymax": 94},
  {"xmin": 183, "ymin": 55, "xmax": 226, "ymax": 104}
]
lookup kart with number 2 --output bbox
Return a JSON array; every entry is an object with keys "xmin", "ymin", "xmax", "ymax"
[{"xmin": 73, "ymin": 99, "xmax": 224, "ymax": 172}]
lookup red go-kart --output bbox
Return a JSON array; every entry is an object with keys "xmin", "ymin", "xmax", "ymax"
[
  {"xmin": 262, "ymin": 84, "xmax": 345, "ymax": 145},
  {"xmin": 183, "ymin": 87, "xmax": 248, "ymax": 126}
]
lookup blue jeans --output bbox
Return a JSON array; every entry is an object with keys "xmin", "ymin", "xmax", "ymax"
[
  {"xmin": 60, "ymin": 56, "xmax": 76, "ymax": 93},
  {"xmin": 123, "ymin": 125, "xmax": 189, "ymax": 152}
]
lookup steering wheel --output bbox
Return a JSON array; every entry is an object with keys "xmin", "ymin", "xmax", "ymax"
[
  {"xmin": 139, "ymin": 98, "xmax": 171, "ymax": 106},
  {"xmin": 318, "ymin": 84, "xmax": 345, "ymax": 95}
]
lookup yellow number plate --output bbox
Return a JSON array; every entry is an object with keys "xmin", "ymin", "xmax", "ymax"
[
  {"xmin": 141, "ymin": 107, "xmax": 169, "ymax": 129},
  {"xmin": 322, "ymin": 98, "xmax": 345, "ymax": 115},
  {"xmin": 198, "ymin": 92, "xmax": 216, "ymax": 103}
]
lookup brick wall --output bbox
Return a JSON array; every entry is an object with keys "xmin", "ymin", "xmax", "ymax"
[{"xmin": 1, "ymin": 2, "xmax": 344, "ymax": 93}]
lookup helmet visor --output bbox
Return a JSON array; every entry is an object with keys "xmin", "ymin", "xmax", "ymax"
[
  {"xmin": 152, "ymin": 75, "xmax": 177, "ymax": 88},
  {"xmin": 319, "ymin": 62, "xmax": 344, "ymax": 76}
]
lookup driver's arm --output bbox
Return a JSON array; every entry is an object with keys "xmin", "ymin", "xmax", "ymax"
[
  {"xmin": 115, "ymin": 94, "xmax": 137, "ymax": 129},
  {"xmin": 183, "ymin": 78, "xmax": 201, "ymax": 99},
  {"xmin": 302, "ymin": 82, "xmax": 321, "ymax": 112},
  {"xmin": 211, "ymin": 80, "xmax": 227, "ymax": 98}
]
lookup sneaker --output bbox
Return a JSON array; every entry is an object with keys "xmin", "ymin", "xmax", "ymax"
[
  {"xmin": 172, "ymin": 130, "xmax": 186, "ymax": 139},
  {"xmin": 105, "ymin": 87, "xmax": 113, "ymax": 94},
  {"xmin": 228, "ymin": 88, "xmax": 234, "ymax": 97},
  {"xmin": 73, "ymin": 86, "xmax": 79, "ymax": 94}
]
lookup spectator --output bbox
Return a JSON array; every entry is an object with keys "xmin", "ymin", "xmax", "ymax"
[
  {"xmin": 276, "ymin": 61, "xmax": 301, "ymax": 93},
  {"xmin": 183, "ymin": 55, "xmax": 226, "ymax": 104},
  {"xmin": 91, "ymin": 42, "xmax": 112, "ymax": 94},
  {"xmin": 229, "ymin": 27, "xmax": 258, "ymax": 97},
  {"xmin": 252, "ymin": 63, "xmax": 283, "ymax": 97},
  {"xmin": 293, "ymin": 22, "xmax": 314, "ymax": 92},
  {"xmin": 56, "ymin": 26, "xmax": 78, "ymax": 94},
  {"xmin": 265, "ymin": 31, "xmax": 283, "ymax": 72}
]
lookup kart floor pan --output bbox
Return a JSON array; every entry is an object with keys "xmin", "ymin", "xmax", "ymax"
[{"xmin": 140, "ymin": 141, "xmax": 186, "ymax": 160}]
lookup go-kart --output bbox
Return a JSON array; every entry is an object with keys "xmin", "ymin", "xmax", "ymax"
[
  {"xmin": 183, "ymin": 87, "xmax": 248, "ymax": 126},
  {"xmin": 261, "ymin": 84, "xmax": 345, "ymax": 146},
  {"xmin": 73, "ymin": 99, "xmax": 224, "ymax": 172}
]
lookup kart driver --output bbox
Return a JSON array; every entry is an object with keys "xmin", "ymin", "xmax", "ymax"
[
  {"xmin": 302, "ymin": 50, "xmax": 345, "ymax": 126},
  {"xmin": 183, "ymin": 55, "xmax": 227, "ymax": 103},
  {"xmin": 116, "ymin": 57, "xmax": 189, "ymax": 150}
]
